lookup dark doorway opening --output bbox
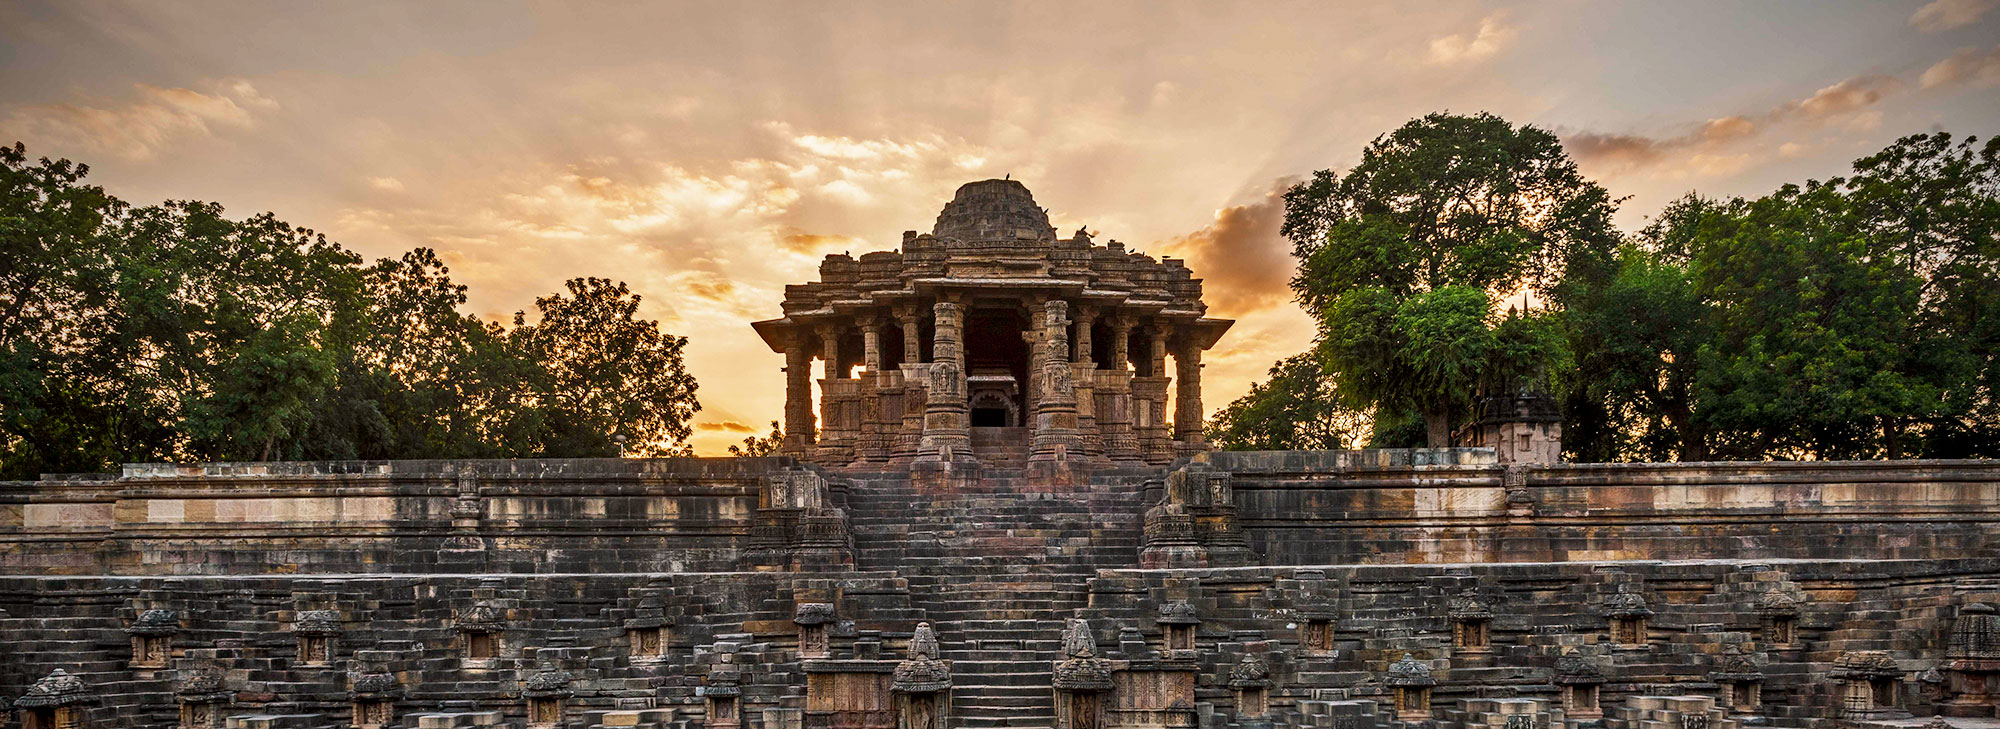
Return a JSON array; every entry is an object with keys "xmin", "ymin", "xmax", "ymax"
[{"xmin": 971, "ymin": 408, "xmax": 1009, "ymax": 427}]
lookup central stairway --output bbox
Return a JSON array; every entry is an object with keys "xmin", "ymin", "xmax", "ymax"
[{"xmin": 843, "ymin": 465, "xmax": 1153, "ymax": 729}]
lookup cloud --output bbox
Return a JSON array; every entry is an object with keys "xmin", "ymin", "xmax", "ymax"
[
  {"xmin": 1922, "ymin": 44, "xmax": 2000, "ymax": 88},
  {"xmin": 1564, "ymin": 75, "xmax": 1904, "ymax": 174},
  {"xmin": 1160, "ymin": 178, "xmax": 1295, "ymax": 316},
  {"xmin": 697, "ymin": 420, "xmax": 758, "ymax": 433},
  {"xmin": 0, "ymin": 79, "xmax": 277, "ymax": 160},
  {"xmin": 1780, "ymin": 76, "xmax": 1902, "ymax": 119},
  {"xmin": 1427, "ymin": 12, "xmax": 1516, "ymax": 65},
  {"xmin": 369, "ymin": 176, "xmax": 406, "ymax": 192},
  {"xmin": 1911, "ymin": 0, "xmax": 1997, "ymax": 32}
]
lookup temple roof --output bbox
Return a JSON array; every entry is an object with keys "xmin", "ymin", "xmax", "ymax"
[
  {"xmin": 933, "ymin": 179, "xmax": 1056, "ymax": 244},
  {"xmin": 752, "ymin": 179, "xmax": 1232, "ymax": 353}
]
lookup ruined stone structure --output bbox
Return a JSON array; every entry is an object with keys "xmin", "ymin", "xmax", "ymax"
[
  {"xmin": 751, "ymin": 180, "xmax": 1230, "ymax": 471},
  {"xmin": 4, "ymin": 180, "xmax": 2000, "ymax": 729}
]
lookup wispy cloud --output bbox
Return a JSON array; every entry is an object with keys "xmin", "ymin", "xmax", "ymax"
[
  {"xmin": 1911, "ymin": 0, "xmax": 1997, "ymax": 32},
  {"xmin": 1427, "ymin": 11, "xmax": 1516, "ymax": 65},
  {"xmin": 0, "ymin": 79, "xmax": 277, "ymax": 160},
  {"xmin": 1563, "ymin": 74, "xmax": 1906, "ymax": 175},
  {"xmin": 1923, "ymin": 44, "xmax": 2000, "ymax": 88}
]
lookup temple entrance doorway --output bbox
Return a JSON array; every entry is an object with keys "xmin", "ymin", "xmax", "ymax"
[{"xmin": 964, "ymin": 307, "xmax": 1030, "ymax": 424}]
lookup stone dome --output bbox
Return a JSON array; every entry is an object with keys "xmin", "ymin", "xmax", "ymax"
[{"xmin": 931, "ymin": 179, "xmax": 1056, "ymax": 243}]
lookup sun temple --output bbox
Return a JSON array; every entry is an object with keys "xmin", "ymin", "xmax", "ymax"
[
  {"xmin": 1, "ymin": 179, "xmax": 1999, "ymax": 729},
  {"xmin": 752, "ymin": 179, "xmax": 1231, "ymax": 468}
]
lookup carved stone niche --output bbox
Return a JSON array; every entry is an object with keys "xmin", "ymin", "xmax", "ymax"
[
  {"xmin": 1757, "ymin": 591, "xmax": 1801, "ymax": 646},
  {"xmin": 1157, "ymin": 602, "xmax": 1200, "ymax": 659},
  {"xmin": 1708, "ymin": 648, "xmax": 1764, "ymax": 715},
  {"xmin": 1228, "ymin": 653, "xmax": 1273, "ymax": 718},
  {"xmin": 348, "ymin": 667, "xmax": 402, "ymax": 729},
  {"xmin": 625, "ymin": 599, "xmax": 672, "ymax": 662},
  {"xmin": 454, "ymin": 603, "xmax": 505, "ymax": 666},
  {"xmin": 1944, "ymin": 602, "xmax": 2000, "ymax": 713},
  {"xmin": 1448, "ymin": 590, "xmax": 1493, "ymax": 654},
  {"xmin": 18, "ymin": 669, "xmax": 90, "ymax": 729},
  {"xmin": 127, "ymin": 608, "xmax": 181, "ymax": 668},
  {"xmin": 891, "ymin": 622, "xmax": 953, "ymax": 729},
  {"xmin": 176, "ymin": 669, "xmax": 230, "ymax": 729},
  {"xmin": 1832, "ymin": 650, "xmax": 1909, "ymax": 720},
  {"xmin": 1553, "ymin": 653, "xmax": 1605, "ymax": 719},
  {"xmin": 294, "ymin": 610, "xmax": 341, "ymax": 666},
  {"xmin": 522, "ymin": 660, "xmax": 575, "ymax": 728},
  {"xmin": 1298, "ymin": 611, "xmax": 1337, "ymax": 657},
  {"xmin": 1604, "ymin": 591, "xmax": 1653, "ymax": 649},
  {"xmin": 1052, "ymin": 619, "xmax": 1114, "ymax": 729},
  {"xmin": 705, "ymin": 655, "xmax": 744, "ymax": 729},
  {"xmin": 1382, "ymin": 654, "xmax": 1437, "ymax": 722},
  {"xmin": 796, "ymin": 602, "xmax": 838, "ymax": 659}
]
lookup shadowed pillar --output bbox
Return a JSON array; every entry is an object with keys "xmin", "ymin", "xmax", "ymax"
[
  {"xmin": 1174, "ymin": 335, "xmax": 1206, "ymax": 452},
  {"xmin": 783, "ymin": 329, "xmax": 816, "ymax": 453}
]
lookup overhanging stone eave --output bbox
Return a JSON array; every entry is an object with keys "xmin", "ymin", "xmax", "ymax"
[{"xmin": 752, "ymin": 318, "xmax": 800, "ymax": 353}]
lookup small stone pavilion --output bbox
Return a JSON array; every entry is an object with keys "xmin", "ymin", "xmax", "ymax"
[{"xmin": 752, "ymin": 179, "xmax": 1232, "ymax": 468}]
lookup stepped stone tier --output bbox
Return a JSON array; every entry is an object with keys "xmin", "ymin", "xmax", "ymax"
[
  {"xmin": 4, "ymin": 182, "xmax": 2000, "ymax": 729},
  {"xmin": 751, "ymin": 179, "xmax": 1231, "ymax": 470}
]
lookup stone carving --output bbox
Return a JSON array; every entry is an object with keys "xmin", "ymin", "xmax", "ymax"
[
  {"xmin": 1227, "ymin": 653, "xmax": 1271, "ymax": 689},
  {"xmin": 128, "ymin": 609, "xmax": 182, "ymax": 636},
  {"xmin": 892, "ymin": 622, "xmax": 952, "ymax": 694},
  {"xmin": 1553, "ymin": 653, "xmax": 1605, "ymax": 685},
  {"xmin": 1384, "ymin": 654, "xmax": 1437, "ymax": 687},
  {"xmin": 295, "ymin": 610, "xmax": 341, "ymax": 636},
  {"xmin": 17, "ymin": 669, "xmax": 90, "ymax": 708},
  {"xmin": 1157, "ymin": 601, "xmax": 1200, "ymax": 625},
  {"xmin": 1052, "ymin": 619, "xmax": 1114, "ymax": 692}
]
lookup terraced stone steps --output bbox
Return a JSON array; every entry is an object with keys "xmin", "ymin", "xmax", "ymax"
[{"xmin": 841, "ymin": 469, "xmax": 1148, "ymax": 729}]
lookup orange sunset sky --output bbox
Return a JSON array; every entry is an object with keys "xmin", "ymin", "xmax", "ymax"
[{"xmin": 3, "ymin": 1, "xmax": 1997, "ymax": 454}]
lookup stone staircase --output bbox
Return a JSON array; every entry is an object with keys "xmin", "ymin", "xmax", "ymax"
[
  {"xmin": 970, "ymin": 427, "xmax": 1031, "ymax": 467},
  {"xmin": 844, "ymin": 467, "xmax": 1150, "ymax": 729},
  {"xmin": 1441, "ymin": 697, "xmax": 1566, "ymax": 729},
  {"xmin": 1605, "ymin": 696, "xmax": 1738, "ymax": 729}
]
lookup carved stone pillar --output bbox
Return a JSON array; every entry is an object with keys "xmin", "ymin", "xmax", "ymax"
[
  {"xmin": 784, "ymin": 330, "xmax": 816, "ymax": 454},
  {"xmin": 894, "ymin": 308, "xmax": 928, "ymax": 459},
  {"xmin": 1102, "ymin": 317, "xmax": 1140, "ymax": 461},
  {"xmin": 1072, "ymin": 306, "xmax": 1100, "ymax": 457},
  {"xmin": 863, "ymin": 318, "xmax": 882, "ymax": 372},
  {"xmin": 1136, "ymin": 325, "xmax": 1173, "ymax": 463},
  {"xmin": 819, "ymin": 325, "xmax": 844, "ymax": 380},
  {"xmin": 919, "ymin": 301, "xmax": 972, "ymax": 462},
  {"xmin": 900, "ymin": 309, "xmax": 924, "ymax": 365},
  {"xmin": 1174, "ymin": 337, "xmax": 1206, "ymax": 454},
  {"xmin": 817, "ymin": 323, "xmax": 856, "ymax": 464},
  {"xmin": 1031, "ymin": 299, "xmax": 1081, "ymax": 462}
]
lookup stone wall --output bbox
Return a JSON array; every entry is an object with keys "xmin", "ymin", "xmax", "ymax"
[
  {"xmin": 1210, "ymin": 452, "xmax": 2000, "ymax": 565},
  {"xmin": 0, "ymin": 458, "xmax": 844, "ymax": 576},
  {"xmin": 4, "ymin": 453, "xmax": 1999, "ymax": 727}
]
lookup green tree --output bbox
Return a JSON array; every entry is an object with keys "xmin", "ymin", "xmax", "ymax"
[
  {"xmin": 115, "ymin": 201, "xmax": 368, "ymax": 462},
  {"xmin": 727, "ymin": 421, "xmax": 784, "ymax": 457},
  {"xmin": 1208, "ymin": 353, "xmax": 1366, "ymax": 451},
  {"xmin": 1561, "ymin": 195, "xmax": 1719, "ymax": 461},
  {"xmin": 1690, "ymin": 181, "xmax": 1932, "ymax": 459},
  {"xmin": 507, "ymin": 278, "xmax": 701, "ymax": 457},
  {"xmin": 0, "ymin": 143, "xmax": 135, "ymax": 477},
  {"xmin": 1840, "ymin": 133, "xmax": 2000, "ymax": 457},
  {"xmin": 1284, "ymin": 112, "xmax": 1617, "ymax": 445}
]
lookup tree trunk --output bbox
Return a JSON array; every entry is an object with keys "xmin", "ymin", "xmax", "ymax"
[
  {"xmin": 1882, "ymin": 416, "xmax": 1900, "ymax": 460},
  {"xmin": 1422, "ymin": 408, "xmax": 1451, "ymax": 448}
]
